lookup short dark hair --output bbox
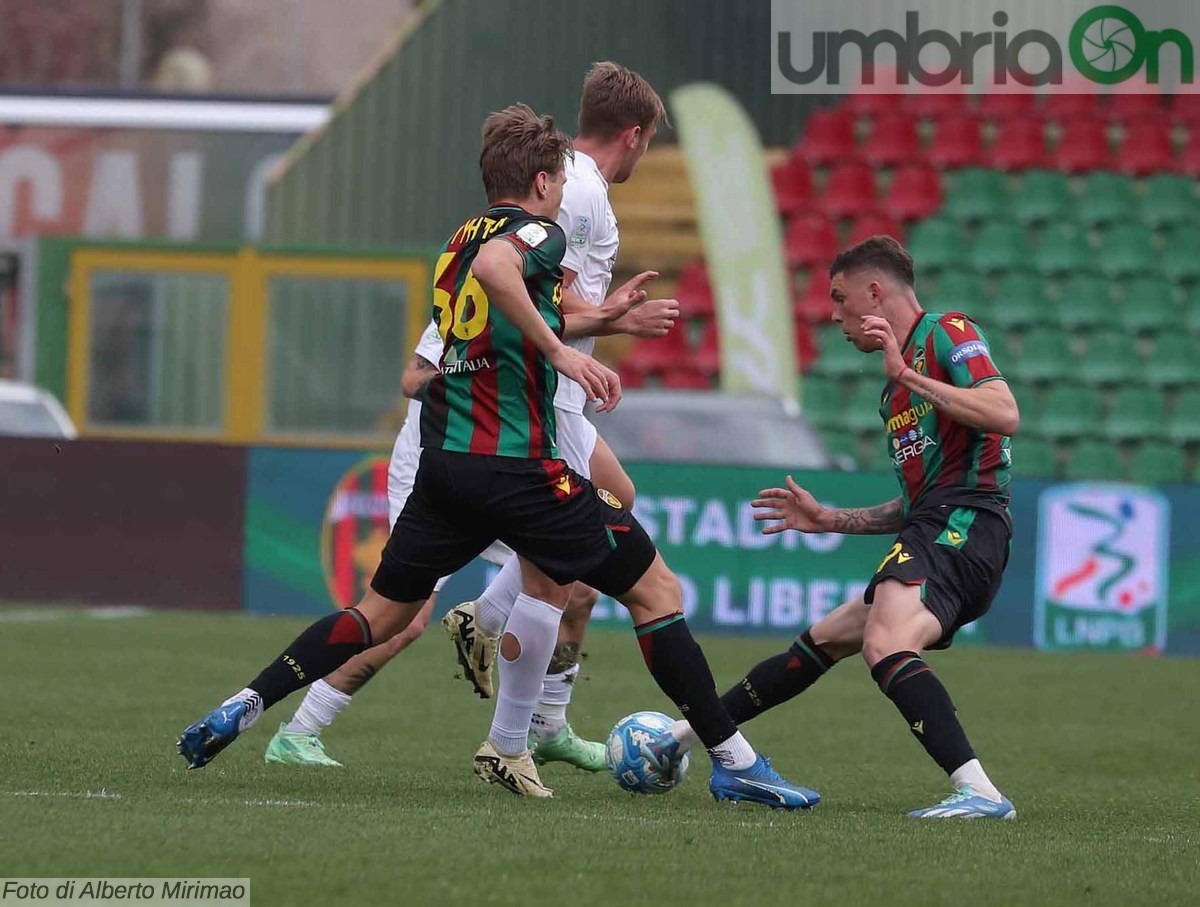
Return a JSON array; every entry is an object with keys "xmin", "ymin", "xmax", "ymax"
[
  {"xmin": 578, "ymin": 61, "xmax": 668, "ymax": 138},
  {"xmin": 828, "ymin": 235, "xmax": 915, "ymax": 287},
  {"xmin": 479, "ymin": 104, "xmax": 573, "ymax": 203}
]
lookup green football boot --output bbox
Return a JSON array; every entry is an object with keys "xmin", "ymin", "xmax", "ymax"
[
  {"xmin": 530, "ymin": 724, "xmax": 607, "ymax": 773},
  {"xmin": 263, "ymin": 723, "xmax": 343, "ymax": 767}
]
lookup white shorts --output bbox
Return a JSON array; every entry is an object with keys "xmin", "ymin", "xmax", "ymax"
[{"xmin": 555, "ymin": 408, "xmax": 598, "ymax": 478}]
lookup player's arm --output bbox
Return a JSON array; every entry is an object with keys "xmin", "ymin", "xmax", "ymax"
[
  {"xmin": 753, "ymin": 476, "xmax": 905, "ymax": 535},
  {"xmin": 400, "ymin": 353, "xmax": 438, "ymax": 399},
  {"xmin": 472, "ymin": 239, "xmax": 622, "ymax": 411},
  {"xmin": 560, "ymin": 269, "xmax": 678, "ymax": 340}
]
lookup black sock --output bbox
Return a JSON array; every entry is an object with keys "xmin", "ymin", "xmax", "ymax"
[
  {"xmin": 719, "ymin": 630, "xmax": 836, "ymax": 725},
  {"xmin": 635, "ymin": 613, "xmax": 737, "ymax": 747},
  {"xmin": 870, "ymin": 651, "xmax": 975, "ymax": 776},
  {"xmin": 247, "ymin": 608, "xmax": 373, "ymax": 709}
]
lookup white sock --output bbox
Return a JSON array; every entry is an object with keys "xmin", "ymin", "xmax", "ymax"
[
  {"xmin": 476, "ymin": 556, "xmax": 522, "ymax": 636},
  {"xmin": 531, "ymin": 663, "xmax": 578, "ymax": 740},
  {"xmin": 221, "ymin": 688, "xmax": 264, "ymax": 732},
  {"xmin": 950, "ymin": 758, "xmax": 1003, "ymax": 802},
  {"xmin": 489, "ymin": 594, "xmax": 563, "ymax": 756},
  {"xmin": 707, "ymin": 730, "xmax": 756, "ymax": 771},
  {"xmin": 285, "ymin": 679, "xmax": 352, "ymax": 736},
  {"xmin": 668, "ymin": 718, "xmax": 699, "ymax": 754}
]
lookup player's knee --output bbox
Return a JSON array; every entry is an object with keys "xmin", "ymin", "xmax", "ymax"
[
  {"xmin": 564, "ymin": 584, "xmax": 600, "ymax": 621},
  {"xmin": 860, "ymin": 616, "xmax": 898, "ymax": 669}
]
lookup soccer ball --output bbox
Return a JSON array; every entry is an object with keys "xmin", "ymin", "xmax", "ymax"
[{"xmin": 605, "ymin": 710, "xmax": 690, "ymax": 794}]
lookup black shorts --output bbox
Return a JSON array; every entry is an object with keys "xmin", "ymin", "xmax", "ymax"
[
  {"xmin": 864, "ymin": 504, "xmax": 1011, "ymax": 649},
  {"xmin": 371, "ymin": 447, "xmax": 656, "ymax": 603}
]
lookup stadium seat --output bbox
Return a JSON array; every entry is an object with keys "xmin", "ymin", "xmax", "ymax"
[
  {"xmin": 990, "ymin": 272, "xmax": 1051, "ymax": 331},
  {"xmin": 845, "ymin": 210, "xmax": 906, "ymax": 246},
  {"xmin": 1161, "ymin": 225, "xmax": 1200, "ymax": 283},
  {"xmin": 880, "ymin": 165, "xmax": 942, "ymax": 222},
  {"xmin": 903, "ymin": 90, "xmax": 967, "ymax": 120},
  {"xmin": 1167, "ymin": 389, "xmax": 1200, "ymax": 442},
  {"xmin": 1145, "ymin": 332, "xmax": 1198, "ymax": 386},
  {"xmin": 858, "ymin": 437, "xmax": 894, "ymax": 473},
  {"xmin": 1079, "ymin": 330, "xmax": 1143, "ymax": 385},
  {"xmin": 1176, "ymin": 133, "xmax": 1200, "ymax": 178},
  {"xmin": 812, "ymin": 324, "xmax": 868, "ymax": 378},
  {"xmin": 819, "ymin": 428, "xmax": 860, "ymax": 465},
  {"xmin": 1007, "ymin": 381, "xmax": 1044, "ymax": 434},
  {"xmin": 1064, "ymin": 440, "xmax": 1124, "ymax": 481},
  {"xmin": 1139, "ymin": 174, "xmax": 1197, "ymax": 229},
  {"xmin": 844, "ymin": 382, "xmax": 885, "ymax": 433},
  {"xmin": 795, "ymin": 108, "xmax": 857, "ymax": 167},
  {"xmin": 794, "ymin": 269, "xmax": 834, "ymax": 324},
  {"xmin": 1108, "ymin": 91, "xmax": 1172, "ymax": 125},
  {"xmin": 1052, "ymin": 118, "xmax": 1113, "ymax": 173},
  {"xmin": 943, "ymin": 168, "xmax": 1009, "ymax": 222},
  {"xmin": 1034, "ymin": 223, "xmax": 1092, "ymax": 275},
  {"xmin": 862, "ymin": 112, "xmax": 920, "ymax": 168},
  {"xmin": 1040, "ymin": 386, "xmax": 1103, "ymax": 439},
  {"xmin": 984, "ymin": 327, "xmax": 1012, "ymax": 367},
  {"xmin": 1057, "ymin": 274, "xmax": 1116, "ymax": 331},
  {"xmin": 785, "ymin": 212, "xmax": 839, "ymax": 269},
  {"xmin": 800, "ymin": 375, "xmax": 845, "ymax": 427},
  {"xmin": 1016, "ymin": 437, "xmax": 1060, "ymax": 478},
  {"xmin": 1013, "ymin": 328, "xmax": 1077, "ymax": 382},
  {"xmin": 1119, "ymin": 277, "xmax": 1178, "ymax": 333},
  {"xmin": 623, "ymin": 322, "xmax": 689, "ymax": 377},
  {"xmin": 905, "ymin": 217, "xmax": 969, "ymax": 272},
  {"xmin": 1075, "ymin": 172, "xmax": 1137, "ymax": 227},
  {"xmin": 661, "ymin": 365, "xmax": 715, "ymax": 390},
  {"xmin": 1096, "ymin": 224, "xmax": 1157, "ymax": 279},
  {"xmin": 1116, "ymin": 122, "xmax": 1176, "ymax": 176},
  {"xmin": 986, "ymin": 119, "xmax": 1049, "ymax": 171},
  {"xmin": 674, "ymin": 260, "xmax": 714, "ymax": 318},
  {"xmin": 845, "ymin": 67, "xmax": 902, "ymax": 118},
  {"xmin": 1039, "ymin": 92, "xmax": 1101, "ymax": 124},
  {"xmin": 1104, "ymin": 387, "xmax": 1168, "ymax": 440},
  {"xmin": 1170, "ymin": 93, "xmax": 1200, "ymax": 126},
  {"xmin": 976, "ymin": 92, "xmax": 1036, "ymax": 123},
  {"xmin": 971, "ymin": 221, "xmax": 1033, "ymax": 274},
  {"xmin": 1128, "ymin": 442, "xmax": 1187, "ymax": 484},
  {"xmin": 926, "ymin": 114, "xmax": 985, "ymax": 169},
  {"xmin": 1012, "ymin": 170, "xmax": 1072, "ymax": 225},
  {"xmin": 771, "ymin": 160, "xmax": 813, "ymax": 217},
  {"xmin": 692, "ymin": 320, "xmax": 721, "ymax": 375},
  {"xmin": 816, "ymin": 161, "xmax": 878, "ymax": 219},
  {"xmin": 794, "ymin": 320, "xmax": 818, "ymax": 372},
  {"xmin": 929, "ymin": 270, "xmax": 989, "ymax": 318}
]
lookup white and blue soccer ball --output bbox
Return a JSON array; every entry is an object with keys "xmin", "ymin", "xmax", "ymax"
[{"xmin": 605, "ymin": 710, "xmax": 690, "ymax": 795}]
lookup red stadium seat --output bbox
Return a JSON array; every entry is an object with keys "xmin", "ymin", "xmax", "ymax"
[
  {"xmin": 623, "ymin": 325, "xmax": 688, "ymax": 377},
  {"xmin": 844, "ymin": 65, "xmax": 905, "ymax": 118},
  {"xmin": 1052, "ymin": 118, "xmax": 1113, "ymax": 173},
  {"xmin": 660, "ymin": 365, "xmax": 714, "ymax": 390},
  {"xmin": 674, "ymin": 260, "xmax": 714, "ymax": 318},
  {"xmin": 1108, "ymin": 91, "xmax": 1171, "ymax": 125},
  {"xmin": 881, "ymin": 165, "xmax": 942, "ymax": 221},
  {"xmin": 1116, "ymin": 121, "xmax": 1176, "ymax": 176},
  {"xmin": 862, "ymin": 112, "xmax": 920, "ymax": 167},
  {"xmin": 1170, "ymin": 94, "xmax": 1200, "ymax": 126},
  {"xmin": 794, "ymin": 108, "xmax": 857, "ymax": 167},
  {"xmin": 976, "ymin": 92, "xmax": 1035, "ymax": 122},
  {"xmin": 1176, "ymin": 133, "xmax": 1200, "ymax": 177},
  {"xmin": 794, "ymin": 270, "xmax": 834, "ymax": 324},
  {"xmin": 794, "ymin": 320, "xmax": 818, "ymax": 372},
  {"xmin": 770, "ymin": 159, "xmax": 813, "ymax": 217},
  {"xmin": 1040, "ymin": 93, "xmax": 1101, "ymax": 124},
  {"xmin": 784, "ymin": 212, "xmax": 839, "ymax": 269},
  {"xmin": 926, "ymin": 114, "xmax": 985, "ymax": 169},
  {"xmin": 846, "ymin": 210, "xmax": 906, "ymax": 246},
  {"xmin": 816, "ymin": 160, "xmax": 878, "ymax": 219},
  {"xmin": 903, "ymin": 90, "xmax": 967, "ymax": 120},
  {"xmin": 617, "ymin": 366, "xmax": 647, "ymax": 389},
  {"xmin": 986, "ymin": 119, "xmax": 1049, "ymax": 171},
  {"xmin": 693, "ymin": 320, "xmax": 721, "ymax": 375}
]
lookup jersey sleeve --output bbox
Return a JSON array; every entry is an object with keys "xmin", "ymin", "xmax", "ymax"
[
  {"xmin": 931, "ymin": 313, "xmax": 1004, "ymax": 388},
  {"xmin": 555, "ymin": 179, "xmax": 604, "ymax": 276},
  {"xmin": 413, "ymin": 318, "xmax": 443, "ymax": 367},
  {"xmin": 498, "ymin": 219, "xmax": 567, "ymax": 278}
]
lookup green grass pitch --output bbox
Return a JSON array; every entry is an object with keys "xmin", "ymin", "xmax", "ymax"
[{"xmin": 1, "ymin": 608, "xmax": 1196, "ymax": 906}]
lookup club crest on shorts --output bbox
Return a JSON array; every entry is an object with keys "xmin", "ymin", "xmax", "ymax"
[
  {"xmin": 320, "ymin": 456, "xmax": 391, "ymax": 608},
  {"xmin": 596, "ymin": 487, "xmax": 623, "ymax": 509}
]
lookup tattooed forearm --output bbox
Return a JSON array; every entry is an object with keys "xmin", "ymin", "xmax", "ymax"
[
  {"xmin": 340, "ymin": 663, "xmax": 377, "ymax": 694},
  {"xmin": 828, "ymin": 498, "xmax": 905, "ymax": 535},
  {"xmin": 547, "ymin": 641, "xmax": 581, "ymax": 675},
  {"xmin": 401, "ymin": 355, "xmax": 439, "ymax": 399}
]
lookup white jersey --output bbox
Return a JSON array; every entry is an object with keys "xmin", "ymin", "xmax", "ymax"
[{"xmin": 554, "ymin": 150, "xmax": 619, "ymax": 414}]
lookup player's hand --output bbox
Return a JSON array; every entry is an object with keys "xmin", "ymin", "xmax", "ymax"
[
  {"xmin": 752, "ymin": 476, "xmax": 829, "ymax": 534},
  {"xmin": 616, "ymin": 296, "xmax": 680, "ymax": 338},
  {"xmin": 548, "ymin": 345, "xmax": 623, "ymax": 413},
  {"xmin": 861, "ymin": 315, "xmax": 906, "ymax": 381},
  {"xmin": 599, "ymin": 270, "xmax": 659, "ymax": 322}
]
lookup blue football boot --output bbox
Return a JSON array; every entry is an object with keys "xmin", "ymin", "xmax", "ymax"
[
  {"xmin": 177, "ymin": 699, "xmax": 253, "ymax": 769},
  {"xmin": 907, "ymin": 785, "xmax": 1017, "ymax": 819},
  {"xmin": 710, "ymin": 754, "xmax": 820, "ymax": 810}
]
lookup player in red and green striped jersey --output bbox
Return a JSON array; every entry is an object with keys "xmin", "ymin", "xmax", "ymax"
[{"xmin": 658, "ymin": 236, "xmax": 1022, "ymax": 819}]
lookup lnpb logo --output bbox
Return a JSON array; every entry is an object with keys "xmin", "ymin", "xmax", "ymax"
[
  {"xmin": 320, "ymin": 456, "xmax": 392, "ymax": 608},
  {"xmin": 1034, "ymin": 484, "xmax": 1170, "ymax": 653}
]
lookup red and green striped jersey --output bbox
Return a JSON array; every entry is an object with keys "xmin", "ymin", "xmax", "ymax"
[
  {"xmin": 880, "ymin": 311, "xmax": 1012, "ymax": 516},
  {"xmin": 420, "ymin": 205, "xmax": 567, "ymax": 459}
]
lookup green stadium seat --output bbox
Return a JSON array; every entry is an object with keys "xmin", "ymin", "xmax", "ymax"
[
  {"xmin": 857, "ymin": 437, "xmax": 893, "ymax": 473},
  {"xmin": 990, "ymin": 272, "xmax": 1051, "ymax": 331},
  {"xmin": 943, "ymin": 168, "xmax": 1010, "ymax": 222},
  {"xmin": 1034, "ymin": 224, "xmax": 1092, "ymax": 275},
  {"xmin": 1012, "ymin": 171, "xmax": 1071, "ymax": 226},
  {"xmin": 1161, "ymin": 225, "xmax": 1200, "ymax": 283},
  {"xmin": 812, "ymin": 325, "xmax": 869, "ymax": 378},
  {"xmin": 984, "ymin": 328, "xmax": 1011, "ymax": 371},
  {"xmin": 1079, "ymin": 330, "xmax": 1143, "ymax": 385},
  {"xmin": 1075, "ymin": 172, "xmax": 1136, "ymax": 227},
  {"xmin": 1167, "ymin": 389, "xmax": 1200, "ymax": 443},
  {"xmin": 800, "ymin": 375, "xmax": 845, "ymax": 428},
  {"xmin": 1185, "ymin": 287, "xmax": 1200, "ymax": 334},
  {"xmin": 1057, "ymin": 274, "xmax": 1116, "ymax": 331},
  {"xmin": 1064, "ymin": 441, "xmax": 1125, "ymax": 481},
  {"xmin": 1119, "ymin": 277, "xmax": 1178, "ymax": 333},
  {"xmin": 1096, "ymin": 224, "xmax": 1158, "ymax": 279},
  {"xmin": 906, "ymin": 218, "xmax": 969, "ymax": 273},
  {"xmin": 844, "ymin": 382, "xmax": 884, "ymax": 434},
  {"xmin": 1040, "ymin": 386, "xmax": 1103, "ymax": 440},
  {"xmin": 820, "ymin": 428, "xmax": 860, "ymax": 465},
  {"xmin": 1128, "ymin": 442, "xmax": 1187, "ymax": 484},
  {"xmin": 1016, "ymin": 437, "xmax": 1059, "ymax": 478},
  {"xmin": 1104, "ymin": 387, "xmax": 1168, "ymax": 440},
  {"xmin": 1007, "ymin": 382, "xmax": 1044, "ymax": 435},
  {"xmin": 1139, "ymin": 174, "xmax": 1198, "ymax": 229},
  {"xmin": 1145, "ymin": 332, "xmax": 1198, "ymax": 386},
  {"xmin": 1012, "ymin": 328, "xmax": 1076, "ymax": 382},
  {"xmin": 970, "ymin": 221, "xmax": 1033, "ymax": 274},
  {"xmin": 928, "ymin": 270, "xmax": 990, "ymax": 318}
]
